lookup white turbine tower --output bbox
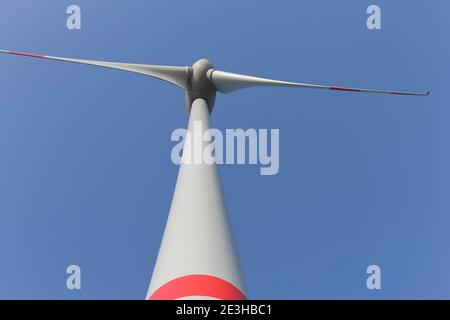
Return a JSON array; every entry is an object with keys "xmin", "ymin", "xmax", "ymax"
[{"xmin": 0, "ymin": 50, "xmax": 429, "ymax": 300}]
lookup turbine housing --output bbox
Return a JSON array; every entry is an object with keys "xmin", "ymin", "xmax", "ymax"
[{"xmin": 185, "ymin": 59, "xmax": 217, "ymax": 114}]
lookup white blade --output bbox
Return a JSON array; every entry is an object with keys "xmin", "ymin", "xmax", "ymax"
[
  {"xmin": 0, "ymin": 50, "xmax": 190, "ymax": 89},
  {"xmin": 208, "ymin": 69, "xmax": 430, "ymax": 96}
]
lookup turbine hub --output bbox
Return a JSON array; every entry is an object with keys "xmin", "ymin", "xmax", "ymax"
[{"xmin": 185, "ymin": 58, "xmax": 217, "ymax": 113}]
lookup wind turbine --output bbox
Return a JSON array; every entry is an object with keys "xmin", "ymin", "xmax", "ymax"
[{"xmin": 0, "ymin": 50, "xmax": 429, "ymax": 300}]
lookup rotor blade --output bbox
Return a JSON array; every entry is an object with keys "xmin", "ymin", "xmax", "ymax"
[
  {"xmin": 0, "ymin": 50, "xmax": 190, "ymax": 89},
  {"xmin": 208, "ymin": 69, "xmax": 430, "ymax": 96}
]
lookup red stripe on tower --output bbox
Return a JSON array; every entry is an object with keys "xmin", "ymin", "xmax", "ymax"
[
  {"xmin": 148, "ymin": 274, "xmax": 247, "ymax": 300},
  {"xmin": 9, "ymin": 51, "xmax": 44, "ymax": 58}
]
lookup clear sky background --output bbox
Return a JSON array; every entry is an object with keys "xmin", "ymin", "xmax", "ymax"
[{"xmin": 0, "ymin": 1, "xmax": 449, "ymax": 299}]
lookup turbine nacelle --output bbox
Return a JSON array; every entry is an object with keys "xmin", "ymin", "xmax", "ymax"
[{"xmin": 185, "ymin": 58, "xmax": 217, "ymax": 113}]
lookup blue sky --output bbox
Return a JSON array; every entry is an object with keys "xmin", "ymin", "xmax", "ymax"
[{"xmin": 0, "ymin": 1, "xmax": 449, "ymax": 299}]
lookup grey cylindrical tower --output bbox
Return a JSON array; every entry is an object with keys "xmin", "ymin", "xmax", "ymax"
[{"xmin": 147, "ymin": 98, "xmax": 246, "ymax": 300}]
